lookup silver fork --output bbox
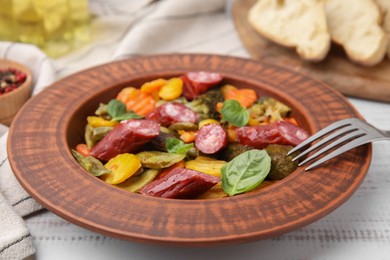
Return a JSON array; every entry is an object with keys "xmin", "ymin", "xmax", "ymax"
[{"xmin": 287, "ymin": 118, "xmax": 390, "ymax": 171}]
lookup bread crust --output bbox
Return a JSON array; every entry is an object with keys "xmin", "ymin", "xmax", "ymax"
[
  {"xmin": 325, "ymin": 0, "xmax": 388, "ymax": 66},
  {"xmin": 375, "ymin": 0, "xmax": 390, "ymax": 59},
  {"xmin": 248, "ymin": 0, "xmax": 331, "ymax": 62}
]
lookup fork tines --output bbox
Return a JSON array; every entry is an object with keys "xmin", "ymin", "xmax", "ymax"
[{"xmin": 287, "ymin": 118, "xmax": 374, "ymax": 171}]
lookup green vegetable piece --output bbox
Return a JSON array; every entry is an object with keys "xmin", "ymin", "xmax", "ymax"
[
  {"xmin": 85, "ymin": 125, "xmax": 113, "ymax": 149},
  {"xmin": 72, "ymin": 150, "xmax": 111, "ymax": 177},
  {"xmin": 185, "ymin": 90, "xmax": 224, "ymax": 120},
  {"xmin": 219, "ymin": 143, "xmax": 253, "ymax": 162},
  {"xmin": 95, "ymin": 103, "xmax": 109, "ymax": 117},
  {"xmin": 107, "ymin": 99, "xmax": 143, "ymax": 121},
  {"xmin": 136, "ymin": 151, "xmax": 186, "ymax": 169},
  {"xmin": 186, "ymin": 147, "xmax": 199, "ymax": 160},
  {"xmin": 169, "ymin": 122, "xmax": 198, "ymax": 131},
  {"xmin": 220, "ymin": 100, "xmax": 249, "ymax": 127},
  {"xmin": 166, "ymin": 138, "xmax": 194, "ymax": 154},
  {"xmin": 221, "ymin": 149, "xmax": 271, "ymax": 196},
  {"xmin": 251, "ymin": 97, "xmax": 292, "ymax": 123},
  {"xmin": 115, "ymin": 169, "xmax": 160, "ymax": 193},
  {"xmin": 265, "ymin": 144, "xmax": 298, "ymax": 180}
]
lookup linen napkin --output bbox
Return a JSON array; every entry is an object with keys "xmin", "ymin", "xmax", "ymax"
[
  {"xmin": 0, "ymin": 0, "xmax": 241, "ymax": 258},
  {"xmin": 0, "ymin": 42, "xmax": 58, "ymax": 259}
]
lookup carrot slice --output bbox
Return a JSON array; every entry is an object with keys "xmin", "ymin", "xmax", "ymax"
[
  {"xmin": 76, "ymin": 143, "xmax": 90, "ymax": 157},
  {"xmin": 221, "ymin": 84, "xmax": 257, "ymax": 108},
  {"xmin": 178, "ymin": 130, "xmax": 196, "ymax": 143},
  {"xmin": 116, "ymin": 87, "xmax": 156, "ymax": 116},
  {"xmin": 117, "ymin": 87, "xmax": 138, "ymax": 104}
]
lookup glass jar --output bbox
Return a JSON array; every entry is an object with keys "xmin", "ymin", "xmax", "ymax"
[{"xmin": 0, "ymin": 0, "xmax": 91, "ymax": 58}]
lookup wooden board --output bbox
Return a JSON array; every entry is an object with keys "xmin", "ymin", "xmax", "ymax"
[{"xmin": 232, "ymin": 0, "xmax": 390, "ymax": 102}]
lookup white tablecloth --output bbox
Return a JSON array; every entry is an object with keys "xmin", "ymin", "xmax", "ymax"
[{"xmin": 1, "ymin": 0, "xmax": 390, "ymax": 259}]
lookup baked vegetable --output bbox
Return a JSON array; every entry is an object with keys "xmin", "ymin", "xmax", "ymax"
[
  {"xmin": 136, "ymin": 151, "xmax": 186, "ymax": 169},
  {"xmin": 102, "ymin": 153, "xmax": 142, "ymax": 184},
  {"xmin": 265, "ymin": 144, "xmax": 299, "ymax": 180},
  {"xmin": 74, "ymin": 71, "xmax": 309, "ymax": 199},
  {"xmin": 185, "ymin": 89, "xmax": 224, "ymax": 120},
  {"xmin": 250, "ymin": 97, "xmax": 291, "ymax": 124}
]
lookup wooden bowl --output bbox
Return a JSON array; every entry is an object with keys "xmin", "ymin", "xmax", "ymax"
[
  {"xmin": 7, "ymin": 54, "xmax": 371, "ymax": 245},
  {"xmin": 0, "ymin": 59, "xmax": 32, "ymax": 126}
]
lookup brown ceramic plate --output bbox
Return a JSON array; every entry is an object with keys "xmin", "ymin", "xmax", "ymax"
[{"xmin": 8, "ymin": 54, "xmax": 371, "ymax": 246}]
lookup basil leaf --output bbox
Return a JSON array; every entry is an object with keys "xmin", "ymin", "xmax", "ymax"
[
  {"xmin": 107, "ymin": 99, "xmax": 125, "ymax": 118},
  {"xmin": 107, "ymin": 99, "xmax": 143, "ymax": 121},
  {"xmin": 112, "ymin": 111, "xmax": 143, "ymax": 121},
  {"xmin": 220, "ymin": 100, "xmax": 249, "ymax": 127},
  {"xmin": 166, "ymin": 138, "xmax": 194, "ymax": 154},
  {"xmin": 221, "ymin": 149, "xmax": 271, "ymax": 196},
  {"xmin": 72, "ymin": 150, "xmax": 111, "ymax": 177}
]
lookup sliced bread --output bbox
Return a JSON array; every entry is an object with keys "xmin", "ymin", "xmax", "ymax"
[
  {"xmin": 375, "ymin": 0, "xmax": 390, "ymax": 58},
  {"xmin": 324, "ymin": 0, "xmax": 388, "ymax": 66},
  {"xmin": 248, "ymin": 0, "xmax": 331, "ymax": 62}
]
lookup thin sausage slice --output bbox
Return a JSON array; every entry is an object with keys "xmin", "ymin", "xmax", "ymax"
[
  {"xmin": 195, "ymin": 124, "xmax": 227, "ymax": 154},
  {"xmin": 146, "ymin": 102, "xmax": 198, "ymax": 127},
  {"xmin": 181, "ymin": 71, "xmax": 223, "ymax": 100},
  {"xmin": 235, "ymin": 121, "xmax": 309, "ymax": 149},
  {"xmin": 140, "ymin": 168, "xmax": 220, "ymax": 199},
  {"xmin": 90, "ymin": 119, "xmax": 160, "ymax": 161}
]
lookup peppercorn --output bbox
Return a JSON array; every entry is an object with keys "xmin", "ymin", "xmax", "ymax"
[{"xmin": 0, "ymin": 68, "xmax": 27, "ymax": 95}]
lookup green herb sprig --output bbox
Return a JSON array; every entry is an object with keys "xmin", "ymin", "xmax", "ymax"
[
  {"xmin": 107, "ymin": 99, "xmax": 143, "ymax": 121},
  {"xmin": 220, "ymin": 100, "xmax": 249, "ymax": 127},
  {"xmin": 166, "ymin": 138, "xmax": 194, "ymax": 154}
]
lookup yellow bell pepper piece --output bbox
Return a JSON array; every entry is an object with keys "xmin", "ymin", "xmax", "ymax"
[
  {"xmin": 102, "ymin": 153, "xmax": 141, "ymax": 184},
  {"xmin": 87, "ymin": 116, "xmax": 118, "ymax": 128},
  {"xmin": 140, "ymin": 78, "xmax": 167, "ymax": 94},
  {"xmin": 227, "ymin": 128, "xmax": 236, "ymax": 143},
  {"xmin": 185, "ymin": 157, "xmax": 226, "ymax": 177},
  {"xmin": 159, "ymin": 77, "xmax": 183, "ymax": 101},
  {"xmin": 248, "ymin": 117, "xmax": 260, "ymax": 126},
  {"xmin": 198, "ymin": 119, "xmax": 220, "ymax": 129},
  {"xmin": 197, "ymin": 182, "xmax": 227, "ymax": 199}
]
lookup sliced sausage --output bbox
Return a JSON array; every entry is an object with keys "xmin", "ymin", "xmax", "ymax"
[
  {"xmin": 181, "ymin": 71, "xmax": 223, "ymax": 100},
  {"xmin": 90, "ymin": 119, "xmax": 160, "ymax": 161},
  {"xmin": 195, "ymin": 124, "xmax": 227, "ymax": 154},
  {"xmin": 276, "ymin": 121, "xmax": 310, "ymax": 146},
  {"xmin": 146, "ymin": 102, "xmax": 198, "ymax": 127},
  {"xmin": 235, "ymin": 121, "xmax": 309, "ymax": 149},
  {"xmin": 140, "ymin": 168, "xmax": 220, "ymax": 199}
]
